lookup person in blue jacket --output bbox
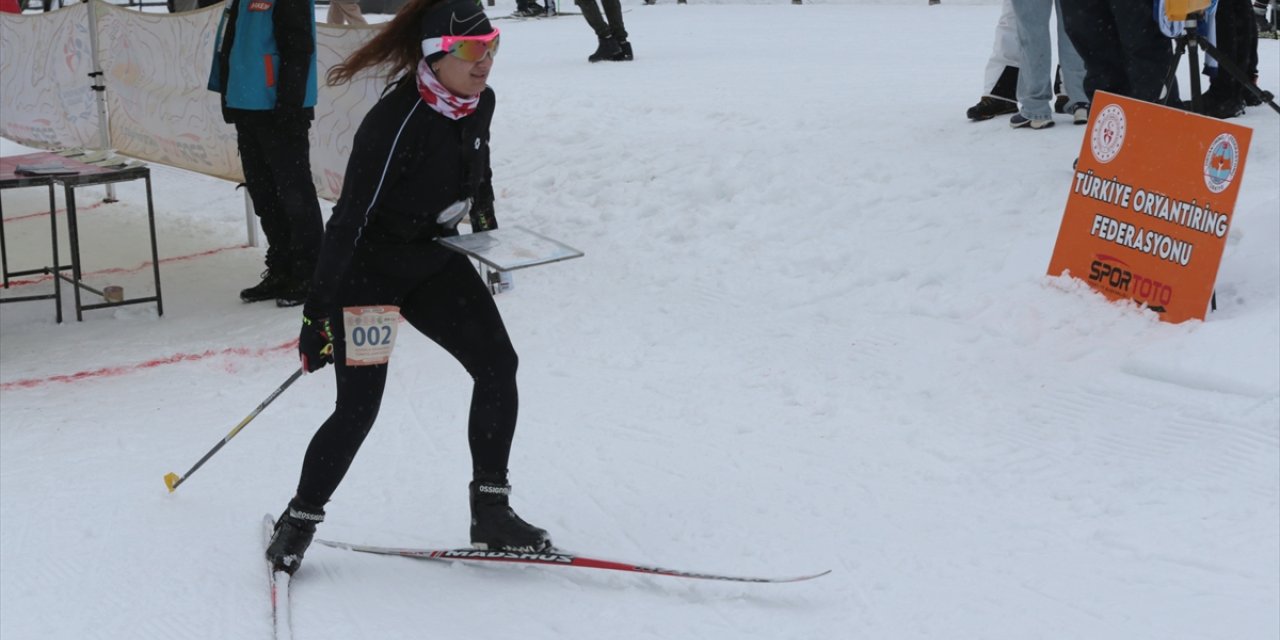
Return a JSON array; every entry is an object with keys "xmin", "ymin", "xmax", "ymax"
[{"xmin": 209, "ymin": 0, "xmax": 324, "ymax": 307}]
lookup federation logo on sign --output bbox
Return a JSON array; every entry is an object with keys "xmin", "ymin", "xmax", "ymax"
[
  {"xmin": 1090, "ymin": 104, "xmax": 1127, "ymax": 164},
  {"xmin": 1203, "ymin": 133, "xmax": 1239, "ymax": 194}
]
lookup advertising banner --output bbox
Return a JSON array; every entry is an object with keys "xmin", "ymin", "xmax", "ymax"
[
  {"xmin": 95, "ymin": 0, "xmax": 382, "ymax": 201},
  {"xmin": 0, "ymin": 3, "xmax": 101, "ymax": 151},
  {"xmin": 2, "ymin": 1, "xmax": 384, "ymax": 202},
  {"xmin": 96, "ymin": 2, "xmax": 241, "ymax": 182},
  {"xmin": 1047, "ymin": 91, "xmax": 1253, "ymax": 323}
]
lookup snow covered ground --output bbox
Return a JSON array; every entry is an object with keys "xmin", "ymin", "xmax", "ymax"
[{"xmin": 2, "ymin": 1, "xmax": 1278, "ymax": 639}]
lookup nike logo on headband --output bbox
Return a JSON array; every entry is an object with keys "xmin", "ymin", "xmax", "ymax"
[{"xmin": 449, "ymin": 10, "xmax": 487, "ymax": 35}]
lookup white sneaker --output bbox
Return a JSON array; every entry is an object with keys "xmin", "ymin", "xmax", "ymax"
[
  {"xmin": 1010, "ymin": 114, "xmax": 1054, "ymax": 130},
  {"xmin": 1069, "ymin": 103, "xmax": 1090, "ymax": 125}
]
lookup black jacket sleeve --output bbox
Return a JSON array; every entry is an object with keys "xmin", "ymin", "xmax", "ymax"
[
  {"xmin": 303, "ymin": 101, "xmax": 427, "ymax": 318},
  {"xmin": 467, "ymin": 88, "xmax": 498, "ymax": 231},
  {"xmin": 468, "ymin": 163, "xmax": 497, "ymax": 231},
  {"xmin": 273, "ymin": 0, "xmax": 314, "ymax": 110}
]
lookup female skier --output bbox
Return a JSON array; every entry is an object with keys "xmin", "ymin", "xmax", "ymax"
[{"xmin": 266, "ymin": 0, "xmax": 550, "ymax": 574}]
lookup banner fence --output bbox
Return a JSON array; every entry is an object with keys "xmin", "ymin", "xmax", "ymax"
[{"xmin": 0, "ymin": 0, "xmax": 383, "ymax": 202}]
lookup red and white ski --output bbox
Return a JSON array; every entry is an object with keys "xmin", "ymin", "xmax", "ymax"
[
  {"xmin": 263, "ymin": 514, "xmax": 294, "ymax": 640},
  {"xmin": 314, "ymin": 538, "xmax": 830, "ymax": 584}
]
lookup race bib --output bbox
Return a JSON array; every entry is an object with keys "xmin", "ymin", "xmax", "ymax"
[{"xmin": 342, "ymin": 306, "xmax": 401, "ymax": 366}]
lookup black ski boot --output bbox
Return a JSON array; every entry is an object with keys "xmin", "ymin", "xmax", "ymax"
[
  {"xmin": 613, "ymin": 40, "xmax": 634, "ymax": 62},
  {"xmin": 240, "ymin": 270, "xmax": 292, "ymax": 303},
  {"xmin": 470, "ymin": 478, "xmax": 552, "ymax": 552},
  {"xmin": 588, "ymin": 37, "xmax": 622, "ymax": 63},
  {"xmin": 266, "ymin": 498, "xmax": 325, "ymax": 574}
]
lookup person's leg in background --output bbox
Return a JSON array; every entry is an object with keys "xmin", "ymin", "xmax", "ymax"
[
  {"xmin": 1243, "ymin": 0, "xmax": 1264, "ymax": 105},
  {"xmin": 260, "ymin": 117, "xmax": 323, "ymax": 305},
  {"xmin": 968, "ymin": 0, "xmax": 1022, "ymax": 120},
  {"xmin": 514, "ymin": 0, "xmax": 546, "ymax": 17},
  {"xmin": 235, "ymin": 120, "xmax": 295, "ymax": 303},
  {"xmin": 235, "ymin": 116, "xmax": 323, "ymax": 306},
  {"xmin": 1203, "ymin": 0, "xmax": 1250, "ymax": 116},
  {"xmin": 1108, "ymin": 0, "xmax": 1177, "ymax": 105},
  {"xmin": 1053, "ymin": 0, "xmax": 1089, "ymax": 122},
  {"xmin": 601, "ymin": 0, "xmax": 633, "ymax": 60},
  {"xmin": 576, "ymin": 0, "xmax": 622, "ymax": 62},
  {"xmin": 1010, "ymin": 0, "xmax": 1056, "ymax": 128},
  {"xmin": 1061, "ymin": 0, "xmax": 1130, "ymax": 101}
]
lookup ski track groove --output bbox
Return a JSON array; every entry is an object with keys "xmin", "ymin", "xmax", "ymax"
[{"xmin": 1005, "ymin": 384, "xmax": 1278, "ymax": 502}]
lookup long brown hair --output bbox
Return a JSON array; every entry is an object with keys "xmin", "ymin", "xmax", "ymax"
[{"xmin": 326, "ymin": 0, "xmax": 445, "ymax": 87}]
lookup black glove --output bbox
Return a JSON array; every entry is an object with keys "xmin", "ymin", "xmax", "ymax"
[
  {"xmin": 299, "ymin": 315, "xmax": 335, "ymax": 373},
  {"xmin": 468, "ymin": 200, "xmax": 497, "ymax": 232}
]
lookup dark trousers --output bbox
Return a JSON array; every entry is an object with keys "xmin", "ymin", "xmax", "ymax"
[
  {"xmin": 1060, "ymin": 0, "xmax": 1177, "ymax": 104},
  {"xmin": 294, "ymin": 251, "xmax": 520, "ymax": 507},
  {"xmin": 234, "ymin": 118, "xmax": 323, "ymax": 281},
  {"xmin": 1207, "ymin": 0, "xmax": 1258, "ymax": 101},
  {"xmin": 576, "ymin": 0, "xmax": 627, "ymax": 41}
]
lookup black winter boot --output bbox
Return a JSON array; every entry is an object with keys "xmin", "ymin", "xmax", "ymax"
[
  {"xmin": 966, "ymin": 96, "xmax": 1018, "ymax": 121},
  {"xmin": 274, "ymin": 276, "xmax": 310, "ymax": 308},
  {"xmin": 240, "ymin": 270, "xmax": 292, "ymax": 303},
  {"xmin": 266, "ymin": 498, "xmax": 325, "ymax": 574},
  {"xmin": 588, "ymin": 37, "xmax": 622, "ymax": 63},
  {"xmin": 613, "ymin": 41, "xmax": 634, "ymax": 61},
  {"xmin": 470, "ymin": 479, "xmax": 552, "ymax": 552},
  {"xmin": 1201, "ymin": 83, "xmax": 1246, "ymax": 119}
]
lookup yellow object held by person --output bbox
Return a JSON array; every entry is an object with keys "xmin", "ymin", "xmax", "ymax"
[{"xmin": 1164, "ymin": 0, "xmax": 1212, "ymax": 21}]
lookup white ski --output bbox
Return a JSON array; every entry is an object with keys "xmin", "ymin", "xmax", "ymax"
[{"xmin": 263, "ymin": 514, "xmax": 294, "ymax": 640}]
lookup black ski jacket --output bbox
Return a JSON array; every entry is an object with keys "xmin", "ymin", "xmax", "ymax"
[{"xmin": 304, "ymin": 78, "xmax": 498, "ymax": 318}]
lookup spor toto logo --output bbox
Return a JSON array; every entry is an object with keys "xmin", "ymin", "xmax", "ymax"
[
  {"xmin": 1090, "ymin": 104, "xmax": 1127, "ymax": 164},
  {"xmin": 1087, "ymin": 254, "xmax": 1172, "ymax": 313},
  {"xmin": 1203, "ymin": 133, "xmax": 1240, "ymax": 194}
]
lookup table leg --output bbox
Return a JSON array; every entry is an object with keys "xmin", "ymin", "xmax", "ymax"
[
  {"xmin": 0, "ymin": 193, "xmax": 8, "ymax": 289},
  {"xmin": 64, "ymin": 183, "xmax": 84, "ymax": 322},
  {"xmin": 47, "ymin": 183, "xmax": 62, "ymax": 324},
  {"xmin": 144, "ymin": 175, "xmax": 163, "ymax": 317}
]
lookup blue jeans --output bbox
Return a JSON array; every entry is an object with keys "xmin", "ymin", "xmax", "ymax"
[{"xmin": 1011, "ymin": 0, "xmax": 1087, "ymax": 119}]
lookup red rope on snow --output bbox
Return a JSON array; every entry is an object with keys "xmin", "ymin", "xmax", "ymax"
[
  {"xmin": 2, "ymin": 244, "xmax": 250, "ymax": 287},
  {"xmin": 0, "ymin": 339, "xmax": 297, "ymax": 391},
  {"xmin": 1, "ymin": 200, "xmax": 107, "ymax": 224}
]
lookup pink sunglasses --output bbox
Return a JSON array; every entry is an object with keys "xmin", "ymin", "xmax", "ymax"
[{"xmin": 422, "ymin": 29, "xmax": 501, "ymax": 63}]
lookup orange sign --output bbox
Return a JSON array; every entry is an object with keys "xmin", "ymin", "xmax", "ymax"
[{"xmin": 1047, "ymin": 91, "xmax": 1252, "ymax": 323}]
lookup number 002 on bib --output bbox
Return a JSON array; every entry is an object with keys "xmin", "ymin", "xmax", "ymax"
[{"xmin": 343, "ymin": 306, "xmax": 402, "ymax": 366}]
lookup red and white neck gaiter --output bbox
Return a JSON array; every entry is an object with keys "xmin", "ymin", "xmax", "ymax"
[{"xmin": 416, "ymin": 59, "xmax": 479, "ymax": 120}]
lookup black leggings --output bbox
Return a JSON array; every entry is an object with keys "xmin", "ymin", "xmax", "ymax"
[{"xmin": 294, "ymin": 251, "xmax": 519, "ymax": 507}]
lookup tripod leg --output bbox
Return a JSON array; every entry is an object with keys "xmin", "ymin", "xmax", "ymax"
[{"xmin": 1163, "ymin": 38, "xmax": 1187, "ymax": 108}]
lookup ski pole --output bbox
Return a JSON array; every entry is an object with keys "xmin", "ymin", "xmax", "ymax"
[{"xmin": 164, "ymin": 368, "xmax": 304, "ymax": 493}]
